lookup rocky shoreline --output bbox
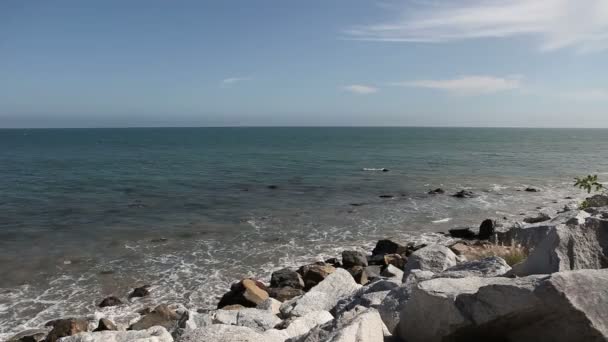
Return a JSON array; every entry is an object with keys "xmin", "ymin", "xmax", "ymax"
[{"xmin": 7, "ymin": 192, "xmax": 608, "ymax": 342}]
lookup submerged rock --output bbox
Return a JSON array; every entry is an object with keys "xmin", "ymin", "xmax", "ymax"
[
  {"xmin": 128, "ymin": 285, "xmax": 151, "ymax": 299},
  {"xmin": 525, "ymin": 187, "xmax": 540, "ymax": 192},
  {"xmin": 428, "ymin": 188, "xmax": 445, "ymax": 195},
  {"xmin": 98, "ymin": 296, "xmax": 122, "ymax": 308},
  {"xmin": 452, "ymin": 190, "xmax": 476, "ymax": 198}
]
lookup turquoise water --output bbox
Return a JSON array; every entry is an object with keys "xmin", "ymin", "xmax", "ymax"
[{"xmin": 1, "ymin": 127, "xmax": 607, "ymax": 335}]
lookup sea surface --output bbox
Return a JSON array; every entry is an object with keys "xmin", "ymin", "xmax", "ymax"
[{"xmin": 1, "ymin": 127, "xmax": 608, "ymax": 337}]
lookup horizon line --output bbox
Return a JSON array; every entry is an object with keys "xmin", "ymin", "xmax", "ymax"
[{"xmin": 1, "ymin": 125, "xmax": 608, "ymax": 130}]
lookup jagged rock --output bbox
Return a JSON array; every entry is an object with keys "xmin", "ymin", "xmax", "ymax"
[
  {"xmin": 128, "ymin": 304, "xmax": 180, "ymax": 331},
  {"xmin": 452, "ymin": 190, "xmax": 476, "ymax": 198},
  {"xmin": 342, "ymin": 250, "xmax": 368, "ymax": 268},
  {"xmin": 280, "ymin": 268, "xmax": 360, "ymax": 317},
  {"xmin": 290, "ymin": 307, "xmax": 385, "ymax": 342},
  {"xmin": 271, "ymin": 268, "xmax": 305, "ymax": 289},
  {"xmin": 509, "ymin": 213, "xmax": 608, "ymax": 276},
  {"xmin": 297, "ymin": 263, "xmax": 336, "ymax": 290},
  {"xmin": 448, "ymin": 228, "xmax": 476, "ymax": 239},
  {"xmin": 428, "ymin": 188, "xmax": 445, "ymax": 195},
  {"xmin": 438, "ymin": 256, "xmax": 511, "ymax": 278},
  {"xmin": 274, "ymin": 311, "xmax": 334, "ymax": 340},
  {"xmin": 364, "ymin": 265, "xmax": 382, "ymax": 280},
  {"xmin": 174, "ymin": 310, "xmax": 212, "ymax": 336},
  {"xmin": 398, "ymin": 269, "xmax": 608, "ymax": 342},
  {"xmin": 324, "ymin": 258, "xmax": 341, "ymax": 268},
  {"xmin": 585, "ymin": 194, "xmax": 608, "ymax": 207},
  {"xmin": 524, "ymin": 212, "xmax": 551, "ymax": 224},
  {"xmin": 59, "ymin": 326, "xmax": 173, "ymax": 342},
  {"xmin": 6, "ymin": 328, "xmax": 50, "ymax": 342},
  {"xmin": 179, "ymin": 324, "xmax": 284, "ymax": 342},
  {"xmin": 128, "ymin": 285, "xmax": 151, "ymax": 299},
  {"xmin": 218, "ymin": 278, "xmax": 269, "ymax": 308},
  {"xmin": 98, "ymin": 296, "xmax": 122, "ymax": 308},
  {"xmin": 371, "ymin": 239, "xmax": 405, "ymax": 256},
  {"xmin": 44, "ymin": 318, "xmax": 88, "ymax": 342},
  {"xmin": 347, "ymin": 266, "xmax": 368, "ymax": 285},
  {"xmin": 93, "ymin": 318, "xmax": 117, "ymax": 332},
  {"xmin": 478, "ymin": 219, "xmax": 495, "ymax": 240},
  {"xmin": 214, "ymin": 308, "xmax": 281, "ymax": 331},
  {"xmin": 257, "ymin": 297, "xmax": 282, "ymax": 315},
  {"xmin": 333, "ymin": 279, "xmax": 400, "ymax": 317},
  {"xmin": 380, "ymin": 264, "xmax": 404, "ymax": 279},
  {"xmin": 269, "ymin": 286, "xmax": 305, "ymax": 302},
  {"xmin": 402, "ymin": 244, "xmax": 458, "ymax": 281},
  {"xmin": 383, "ymin": 254, "xmax": 406, "ymax": 269}
]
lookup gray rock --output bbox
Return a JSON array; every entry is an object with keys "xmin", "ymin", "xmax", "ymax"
[
  {"xmin": 257, "ymin": 297, "xmax": 282, "ymax": 315},
  {"xmin": 271, "ymin": 268, "xmax": 305, "ymax": 289},
  {"xmin": 276, "ymin": 311, "xmax": 334, "ymax": 340},
  {"xmin": 6, "ymin": 328, "xmax": 50, "ymax": 342},
  {"xmin": 380, "ymin": 264, "xmax": 403, "ymax": 279},
  {"xmin": 93, "ymin": 318, "xmax": 117, "ymax": 332},
  {"xmin": 290, "ymin": 308, "xmax": 385, "ymax": 342},
  {"xmin": 438, "ymin": 256, "xmax": 511, "ymax": 278},
  {"xmin": 128, "ymin": 304, "xmax": 181, "ymax": 332},
  {"xmin": 585, "ymin": 194, "xmax": 608, "ymax": 207},
  {"xmin": 280, "ymin": 269, "xmax": 360, "ymax": 317},
  {"xmin": 57, "ymin": 326, "xmax": 173, "ymax": 342},
  {"xmin": 398, "ymin": 269, "xmax": 608, "ymax": 342},
  {"xmin": 235, "ymin": 308, "xmax": 282, "ymax": 331},
  {"xmin": 341, "ymin": 250, "xmax": 368, "ymax": 268},
  {"xmin": 524, "ymin": 212, "xmax": 551, "ymax": 224},
  {"xmin": 269, "ymin": 286, "xmax": 305, "ymax": 302},
  {"xmin": 402, "ymin": 244, "xmax": 457, "ymax": 281},
  {"xmin": 179, "ymin": 324, "xmax": 283, "ymax": 342},
  {"xmin": 45, "ymin": 318, "xmax": 88, "ymax": 342}
]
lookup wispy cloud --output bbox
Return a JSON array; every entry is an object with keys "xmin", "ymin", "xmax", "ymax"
[
  {"xmin": 220, "ymin": 77, "xmax": 252, "ymax": 88},
  {"xmin": 342, "ymin": 84, "xmax": 378, "ymax": 95},
  {"xmin": 562, "ymin": 88, "xmax": 608, "ymax": 101},
  {"xmin": 390, "ymin": 75, "xmax": 522, "ymax": 95},
  {"xmin": 345, "ymin": 0, "xmax": 608, "ymax": 52}
]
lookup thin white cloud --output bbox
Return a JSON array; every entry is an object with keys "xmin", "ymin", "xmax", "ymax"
[
  {"xmin": 562, "ymin": 89, "xmax": 608, "ymax": 101},
  {"xmin": 345, "ymin": 0, "xmax": 608, "ymax": 52},
  {"xmin": 391, "ymin": 75, "xmax": 522, "ymax": 95},
  {"xmin": 220, "ymin": 77, "xmax": 252, "ymax": 88},
  {"xmin": 342, "ymin": 84, "xmax": 378, "ymax": 95}
]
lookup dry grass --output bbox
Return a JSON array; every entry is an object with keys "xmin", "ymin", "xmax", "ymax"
[{"xmin": 451, "ymin": 242, "xmax": 529, "ymax": 266}]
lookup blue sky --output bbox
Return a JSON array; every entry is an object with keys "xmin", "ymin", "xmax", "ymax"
[{"xmin": 1, "ymin": 0, "xmax": 608, "ymax": 128}]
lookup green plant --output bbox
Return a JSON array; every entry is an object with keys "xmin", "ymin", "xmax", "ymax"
[{"xmin": 574, "ymin": 174, "xmax": 604, "ymax": 194}]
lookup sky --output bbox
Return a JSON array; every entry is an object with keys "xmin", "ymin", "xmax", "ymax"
[{"xmin": 1, "ymin": 0, "xmax": 608, "ymax": 128}]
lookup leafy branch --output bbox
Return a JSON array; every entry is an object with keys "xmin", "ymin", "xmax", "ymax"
[{"xmin": 574, "ymin": 175, "xmax": 604, "ymax": 194}]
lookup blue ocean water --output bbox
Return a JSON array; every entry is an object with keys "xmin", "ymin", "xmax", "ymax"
[{"xmin": 1, "ymin": 127, "xmax": 607, "ymax": 336}]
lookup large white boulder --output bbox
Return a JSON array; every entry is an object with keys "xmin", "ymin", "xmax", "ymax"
[
  {"xmin": 439, "ymin": 256, "xmax": 511, "ymax": 278},
  {"xmin": 58, "ymin": 326, "xmax": 173, "ymax": 342},
  {"xmin": 398, "ymin": 269, "xmax": 608, "ymax": 342},
  {"xmin": 290, "ymin": 307, "xmax": 385, "ymax": 342},
  {"xmin": 178, "ymin": 324, "xmax": 284, "ymax": 342},
  {"xmin": 402, "ymin": 244, "xmax": 458, "ymax": 281},
  {"xmin": 212, "ymin": 308, "xmax": 281, "ymax": 331},
  {"xmin": 280, "ymin": 269, "xmax": 360, "ymax": 317}
]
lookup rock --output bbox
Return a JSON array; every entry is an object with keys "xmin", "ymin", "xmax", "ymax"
[
  {"xmin": 6, "ymin": 328, "xmax": 50, "ymax": 342},
  {"xmin": 347, "ymin": 266, "xmax": 368, "ymax": 285},
  {"xmin": 280, "ymin": 268, "xmax": 360, "ymax": 317},
  {"xmin": 324, "ymin": 257, "xmax": 341, "ymax": 267},
  {"xmin": 44, "ymin": 318, "xmax": 88, "ymax": 342},
  {"xmin": 452, "ymin": 190, "xmax": 476, "ymax": 198},
  {"xmin": 525, "ymin": 187, "xmax": 540, "ymax": 192},
  {"xmin": 398, "ymin": 269, "xmax": 608, "ymax": 342},
  {"xmin": 291, "ymin": 307, "xmax": 385, "ymax": 342},
  {"xmin": 333, "ymin": 279, "xmax": 398, "ymax": 317},
  {"xmin": 218, "ymin": 278, "xmax": 269, "ymax": 308},
  {"xmin": 383, "ymin": 254, "xmax": 406, "ymax": 269},
  {"xmin": 448, "ymin": 228, "xmax": 476, "ymax": 239},
  {"xmin": 93, "ymin": 318, "xmax": 117, "ymax": 332},
  {"xmin": 277, "ymin": 310, "xmax": 334, "ymax": 340},
  {"xmin": 128, "ymin": 304, "xmax": 180, "ymax": 331},
  {"xmin": 222, "ymin": 308, "xmax": 282, "ymax": 331},
  {"xmin": 98, "ymin": 296, "xmax": 122, "ymax": 308},
  {"xmin": 478, "ymin": 219, "xmax": 495, "ymax": 240},
  {"xmin": 180, "ymin": 324, "xmax": 283, "ymax": 342},
  {"xmin": 402, "ymin": 244, "xmax": 458, "ymax": 281},
  {"xmin": 585, "ymin": 194, "xmax": 608, "ymax": 207},
  {"xmin": 257, "ymin": 297, "xmax": 282, "ymax": 315},
  {"xmin": 341, "ymin": 250, "xmax": 368, "ymax": 268},
  {"xmin": 364, "ymin": 265, "xmax": 382, "ymax": 280},
  {"xmin": 297, "ymin": 263, "xmax": 336, "ymax": 290},
  {"xmin": 59, "ymin": 326, "xmax": 173, "ymax": 342},
  {"xmin": 366, "ymin": 254, "xmax": 386, "ymax": 266},
  {"xmin": 371, "ymin": 239, "xmax": 405, "ymax": 256},
  {"xmin": 380, "ymin": 264, "xmax": 403, "ymax": 279},
  {"xmin": 509, "ymin": 214, "xmax": 608, "ymax": 276},
  {"xmin": 174, "ymin": 310, "xmax": 212, "ymax": 336},
  {"xmin": 428, "ymin": 188, "xmax": 445, "ymax": 195},
  {"xmin": 268, "ymin": 286, "xmax": 305, "ymax": 302},
  {"xmin": 221, "ymin": 304, "xmax": 246, "ymax": 310},
  {"xmin": 128, "ymin": 285, "xmax": 150, "ymax": 299},
  {"xmin": 379, "ymin": 194, "xmax": 394, "ymax": 198},
  {"xmin": 439, "ymin": 256, "xmax": 511, "ymax": 278},
  {"xmin": 524, "ymin": 212, "xmax": 551, "ymax": 224},
  {"xmin": 271, "ymin": 268, "xmax": 305, "ymax": 289}
]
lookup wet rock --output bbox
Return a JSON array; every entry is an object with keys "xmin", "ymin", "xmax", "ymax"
[
  {"xmin": 428, "ymin": 188, "xmax": 445, "ymax": 195},
  {"xmin": 58, "ymin": 326, "xmax": 173, "ymax": 342},
  {"xmin": 44, "ymin": 318, "xmax": 88, "ymax": 342},
  {"xmin": 347, "ymin": 266, "xmax": 369, "ymax": 285},
  {"xmin": 371, "ymin": 239, "xmax": 406, "ymax": 256},
  {"xmin": 585, "ymin": 194, "xmax": 608, "ymax": 208},
  {"xmin": 270, "ymin": 268, "xmax": 304, "ymax": 289},
  {"xmin": 342, "ymin": 250, "xmax": 368, "ymax": 268},
  {"xmin": 379, "ymin": 194, "xmax": 394, "ymax": 198},
  {"xmin": 297, "ymin": 262, "xmax": 336, "ymax": 290},
  {"xmin": 128, "ymin": 304, "xmax": 181, "ymax": 331},
  {"xmin": 7, "ymin": 328, "xmax": 50, "ymax": 342},
  {"xmin": 452, "ymin": 190, "xmax": 477, "ymax": 198},
  {"xmin": 525, "ymin": 187, "xmax": 540, "ymax": 192},
  {"xmin": 98, "ymin": 296, "xmax": 122, "ymax": 308},
  {"xmin": 218, "ymin": 278, "xmax": 269, "ymax": 308},
  {"xmin": 268, "ymin": 286, "xmax": 305, "ymax": 302},
  {"xmin": 128, "ymin": 285, "xmax": 150, "ymax": 299},
  {"xmin": 448, "ymin": 228, "xmax": 476, "ymax": 239},
  {"xmin": 524, "ymin": 212, "xmax": 551, "ymax": 224},
  {"xmin": 478, "ymin": 219, "xmax": 495, "ymax": 240},
  {"xmin": 93, "ymin": 318, "xmax": 117, "ymax": 332},
  {"xmin": 402, "ymin": 244, "xmax": 458, "ymax": 281},
  {"xmin": 267, "ymin": 185, "xmax": 278, "ymax": 189}
]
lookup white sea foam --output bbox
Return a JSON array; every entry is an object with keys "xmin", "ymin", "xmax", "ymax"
[{"xmin": 432, "ymin": 218, "xmax": 451, "ymax": 223}]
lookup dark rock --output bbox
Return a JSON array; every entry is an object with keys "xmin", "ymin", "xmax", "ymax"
[
  {"xmin": 342, "ymin": 250, "xmax": 368, "ymax": 268},
  {"xmin": 452, "ymin": 190, "xmax": 477, "ymax": 198},
  {"xmin": 448, "ymin": 228, "xmax": 476, "ymax": 239},
  {"xmin": 384, "ymin": 254, "xmax": 406, "ymax": 269},
  {"xmin": 7, "ymin": 329, "xmax": 49, "ymax": 342},
  {"xmin": 44, "ymin": 318, "xmax": 88, "ymax": 342},
  {"xmin": 382, "ymin": 168, "xmax": 389, "ymax": 172},
  {"xmin": 478, "ymin": 219, "xmax": 495, "ymax": 240},
  {"xmin": 349, "ymin": 203, "xmax": 365, "ymax": 207},
  {"xmin": 98, "ymin": 296, "xmax": 122, "ymax": 308},
  {"xmin": 347, "ymin": 266, "xmax": 368, "ymax": 285},
  {"xmin": 367, "ymin": 254, "xmax": 386, "ymax": 266},
  {"xmin": 297, "ymin": 263, "xmax": 336, "ymax": 290},
  {"xmin": 524, "ymin": 213, "xmax": 551, "ymax": 224},
  {"xmin": 324, "ymin": 258, "xmax": 341, "ymax": 267},
  {"xmin": 129, "ymin": 304, "xmax": 180, "ymax": 331},
  {"xmin": 218, "ymin": 278, "xmax": 269, "ymax": 308},
  {"xmin": 137, "ymin": 307, "xmax": 152, "ymax": 316},
  {"xmin": 267, "ymin": 185, "xmax": 278, "ymax": 189},
  {"xmin": 404, "ymin": 242, "xmax": 427, "ymax": 257},
  {"xmin": 585, "ymin": 194, "xmax": 608, "ymax": 208},
  {"xmin": 379, "ymin": 195, "xmax": 394, "ymax": 199},
  {"xmin": 371, "ymin": 239, "xmax": 404, "ymax": 256},
  {"xmin": 93, "ymin": 318, "xmax": 117, "ymax": 332},
  {"xmin": 270, "ymin": 268, "xmax": 304, "ymax": 289},
  {"xmin": 525, "ymin": 187, "xmax": 540, "ymax": 192},
  {"xmin": 128, "ymin": 285, "xmax": 151, "ymax": 299},
  {"xmin": 268, "ymin": 286, "xmax": 305, "ymax": 302},
  {"xmin": 428, "ymin": 188, "xmax": 445, "ymax": 195}
]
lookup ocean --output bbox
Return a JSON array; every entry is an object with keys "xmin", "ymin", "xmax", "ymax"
[{"xmin": 1, "ymin": 127, "xmax": 607, "ymax": 337}]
